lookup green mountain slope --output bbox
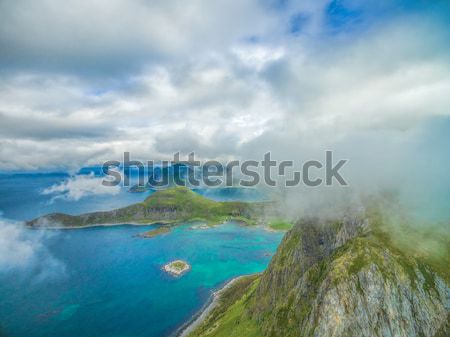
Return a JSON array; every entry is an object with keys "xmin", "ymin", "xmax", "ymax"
[
  {"xmin": 188, "ymin": 216, "xmax": 449, "ymax": 337},
  {"xmin": 27, "ymin": 187, "xmax": 266, "ymax": 228}
]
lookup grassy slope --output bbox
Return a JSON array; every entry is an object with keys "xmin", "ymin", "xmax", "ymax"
[
  {"xmin": 188, "ymin": 275, "xmax": 262, "ymax": 337},
  {"xmin": 28, "ymin": 187, "xmax": 264, "ymax": 227},
  {"xmin": 365, "ymin": 203, "xmax": 450, "ymax": 283},
  {"xmin": 142, "ymin": 186, "xmax": 255, "ymax": 225},
  {"xmin": 189, "ymin": 234, "xmax": 448, "ymax": 337},
  {"xmin": 268, "ymin": 219, "xmax": 294, "ymax": 231},
  {"xmin": 171, "ymin": 261, "xmax": 187, "ymax": 270}
]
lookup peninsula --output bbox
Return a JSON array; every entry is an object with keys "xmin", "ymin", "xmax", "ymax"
[{"xmin": 27, "ymin": 186, "xmax": 269, "ymax": 229}]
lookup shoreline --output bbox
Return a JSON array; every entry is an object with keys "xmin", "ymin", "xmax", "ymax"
[
  {"xmin": 26, "ymin": 221, "xmax": 175, "ymax": 230},
  {"xmin": 174, "ymin": 274, "xmax": 252, "ymax": 337},
  {"xmin": 26, "ymin": 218, "xmax": 262, "ymax": 231}
]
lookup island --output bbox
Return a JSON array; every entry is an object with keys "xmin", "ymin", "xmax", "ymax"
[
  {"xmin": 27, "ymin": 187, "xmax": 279, "ymax": 234},
  {"xmin": 138, "ymin": 226, "xmax": 171, "ymax": 238},
  {"xmin": 163, "ymin": 260, "xmax": 190, "ymax": 277},
  {"xmin": 128, "ymin": 184, "xmax": 151, "ymax": 193}
]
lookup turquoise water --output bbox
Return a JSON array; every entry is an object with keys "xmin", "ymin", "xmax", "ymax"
[{"xmin": 0, "ymin": 173, "xmax": 282, "ymax": 337}]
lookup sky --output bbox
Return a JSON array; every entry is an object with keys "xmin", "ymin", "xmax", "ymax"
[{"xmin": 0, "ymin": 0, "xmax": 449, "ymax": 191}]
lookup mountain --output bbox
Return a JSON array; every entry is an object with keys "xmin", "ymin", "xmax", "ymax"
[
  {"xmin": 188, "ymin": 216, "xmax": 449, "ymax": 337},
  {"xmin": 27, "ymin": 187, "xmax": 268, "ymax": 228}
]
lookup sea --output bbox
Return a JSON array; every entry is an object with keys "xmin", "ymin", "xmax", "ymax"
[{"xmin": 0, "ymin": 172, "xmax": 284, "ymax": 337}]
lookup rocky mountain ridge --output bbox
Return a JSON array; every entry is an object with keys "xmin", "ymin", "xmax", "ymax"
[{"xmin": 188, "ymin": 216, "xmax": 449, "ymax": 337}]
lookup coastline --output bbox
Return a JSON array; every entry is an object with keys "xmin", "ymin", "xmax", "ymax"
[
  {"xmin": 174, "ymin": 274, "xmax": 252, "ymax": 337},
  {"xmin": 26, "ymin": 218, "xmax": 258, "ymax": 231},
  {"xmin": 26, "ymin": 221, "xmax": 174, "ymax": 230}
]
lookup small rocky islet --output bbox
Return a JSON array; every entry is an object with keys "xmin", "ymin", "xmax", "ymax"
[{"xmin": 163, "ymin": 260, "xmax": 191, "ymax": 277}]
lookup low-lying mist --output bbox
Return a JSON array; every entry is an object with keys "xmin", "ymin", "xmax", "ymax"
[{"xmin": 0, "ymin": 216, "xmax": 65, "ymax": 282}]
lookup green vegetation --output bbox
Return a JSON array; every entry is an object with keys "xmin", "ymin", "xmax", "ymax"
[
  {"xmin": 268, "ymin": 219, "xmax": 294, "ymax": 231},
  {"xmin": 365, "ymin": 195, "xmax": 450, "ymax": 283},
  {"xmin": 139, "ymin": 226, "xmax": 171, "ymax": 238},
  {"xmin": 141, "ymin": 187, "xmax": 255, "ymax": 225},
  {"xmin": 365, "ymin": 201, "xmax": 450, "ymax": 282},
  {"xmin": 189, "ymin": 210, "xmax": 450, "ymax": 337},
  {"xmin": 171, "ymin": 261, "xmax": 187, "ymax": 270},
  {"xmin": 28, "ymin": 187, "xmax": 266, "ymax": 231},
  {"xmin": 189, "ymin": 275, "xmax": 262, "ymax": 337},
  {"xmin": 329, "ymin": 236, "xmax": 418, "ymax": 289}
]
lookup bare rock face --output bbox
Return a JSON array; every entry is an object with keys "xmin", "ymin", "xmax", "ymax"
[
  {"xmin": 248, "ymin": 217, "xmax": 449, "ymax": 337},
  {"xmin": 303, "ymin": 244, "xmax": 448, "ymax": 337}
]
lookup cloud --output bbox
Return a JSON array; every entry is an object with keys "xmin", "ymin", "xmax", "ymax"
[
  {"xmin": 0, "ymin": 112, "xmax": 112, "ymax": 140},
  {"xmin": 232, "ymin": 44, "xmax": 285, "ymax": 71},
  {"xmin": 0, "ymin": 0, "xmax": 277, "ymax": 75},
  {"xmin": 1, "ymin": 11, "xmax": 448, "ymax": 170},
  {"xmin": 42, "ymin": 173, "xmax": 120, "ymax": 201},
  {"xmin": 0, "ymin": 217, "xmax": 65, "ymax": 280},
  {"xmin": 0, "ymin": 0, "xmax": 448, "ymax": 222}
]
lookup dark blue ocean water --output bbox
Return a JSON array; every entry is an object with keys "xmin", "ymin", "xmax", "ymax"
[{"xmin": 0, "ymin": 173, "xmax": 282, "ymax": 337}]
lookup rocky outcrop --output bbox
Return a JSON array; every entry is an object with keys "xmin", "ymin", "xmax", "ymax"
[
  {"xmin": 188, "ymin": 216, "xmax": 449, "ymax": 337},
  {"xmin": 250, "ymin": 217, "xmax": 449, "ymax": 337}
]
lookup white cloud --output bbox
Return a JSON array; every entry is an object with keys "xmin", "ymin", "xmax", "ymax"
[
  {"xmin": 232, "ymin": 45, "xmax": 285, "ymax": 71},
  {"xmin": 42, "ymin": 173, "xmax": 120, "ymax": 201},
  {"xmin": 0, "ymin": 0, "xmax": 277, "ymax": 74},
  {"xmin": 0, "ymin": 217, "xmax": 65, "ymax": 280},
  {"xmin": 0, "ymin": 1, "xmax": 448, "ymax": 174}
]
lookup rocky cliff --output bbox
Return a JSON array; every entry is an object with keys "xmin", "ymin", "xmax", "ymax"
[{"xmin": 188, "ymin": 216, "xmax": 449, "ymax": 337}]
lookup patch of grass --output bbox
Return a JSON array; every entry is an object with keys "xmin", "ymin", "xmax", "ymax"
[
  {"xmin": 364, "ymin": 198, "xmax": 450, "ymax": 283},
  {"xmin": 139, "ymin": 226, "xmax": 171, "ymax": 238},
  {"xmin": 348, "ymin": 249, "xmax": 368, "ymax": 275},
  {"xmin": 268, "ymin": 220, "xmax": 294, "ymax": 231},
  {"xmin": 171, "ymin": 261, "xmax": 188, "ymax": 271},
  {"xmin": 329, "ymin": 231, "xmax": 430, "ymax": 293},
  {"xmin": 189, "ymin": 275, "xmax": 262, "ymax": 337},
  {"xmin": 417, "ymin": 261, "xmax": 438, "ymax": 295},
  {"xmin": 276, "ymin": 228, "xmax": 302, "ymax": 265}
]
